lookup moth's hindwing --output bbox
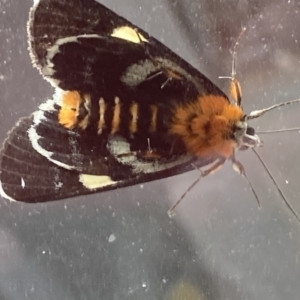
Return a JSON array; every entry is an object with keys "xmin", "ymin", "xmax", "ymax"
[{"xmin": 0, "ymin": 109, "xmax": 202, "ymax": 203}]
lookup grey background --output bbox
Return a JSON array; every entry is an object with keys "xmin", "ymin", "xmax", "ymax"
[{"xmin": 1, "ymin": 0, "xmax": 300, "ymax": 299}]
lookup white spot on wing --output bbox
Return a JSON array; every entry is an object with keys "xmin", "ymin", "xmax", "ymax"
[
  {"xmin": 21, "ymin": 178, "xmax": 25, "ymax": 189},
  {"xmin": 122, "ymin": 57, "xmax": 203, "ymax": 91},
  {"xmin": 111, "ymin": 26, "xmax": 148, "ymax": 43},
  {"xmin": 79, "ymin": 174, "xmax": 116, "ymax": 190},
  {"xmin": 54, "ymin": 171, "xmax": 63, "ymax": 190},
  {"xmin": 121, "ymin": 59, "xmax": 156, "ymax": 87},
  {"xmin": 107, "ymin": 136, "xmax": 192, "ymax": 174},
  {"xmin": 55, "ymin": 182, "xmax": 63, "ymax": 189},
  {"xmin": 0, "ymin": 180, "xmax": 16, "ymax": 202}
]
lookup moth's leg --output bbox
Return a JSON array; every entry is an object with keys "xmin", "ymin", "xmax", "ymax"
[
  {"xmin": 230, "ymin": 153, "xmax": 261, "ymax": 207},
  {"xmin": 168, "ymin": 158, "xmax": 226, "ymax": 218}
]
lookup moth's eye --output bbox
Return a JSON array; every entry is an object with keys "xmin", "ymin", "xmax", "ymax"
[{"xmin": 246, "ymin": 126, "xmax": 255, "ymax": 136}]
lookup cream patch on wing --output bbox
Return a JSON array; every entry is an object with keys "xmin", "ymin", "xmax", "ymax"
[
  {"xmin": 79, "ymin": 174, "xmax": 116, "ymax": 190},
  {"xmin": 111, "ymin": 26, "xmax": 148, "ymax": 43}
]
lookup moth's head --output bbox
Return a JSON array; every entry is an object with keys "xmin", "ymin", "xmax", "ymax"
[{"xmin": 232, "ymin": 118, "xmax": 261, "ymax": 151}]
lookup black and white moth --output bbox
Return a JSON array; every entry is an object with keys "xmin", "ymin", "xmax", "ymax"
[{"xmin": 0, "ymin": 0, "xmax": 299, "ymax": 220}]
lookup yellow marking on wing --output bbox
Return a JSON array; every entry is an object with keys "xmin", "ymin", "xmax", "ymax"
[
  {"xmin": 111, "ymin": 26, "xmax": 148, "ymax": 43},
  {"xmin": 98, "ymin": 97, "xmax": 106, "ymax": 134},
  {"xmin": 79, "ymin": 174, "xmax": 116, "ymax": 190},
  {"xmin": 149, "ymin": 105, "xmax": 158, "ymax": 132},
  {"xmin": 129, "ymin": 102, "xmax": 138, "ymax": 133},
  {"xmin": 111, "ymin": 96, "xmax": 121, "ymax": 134},
  {"xmin": 58, "ymin": 91, "xmax": 81, "ymax": 129}
]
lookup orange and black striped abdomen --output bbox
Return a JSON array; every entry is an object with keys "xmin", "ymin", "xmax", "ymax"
[{"xmin": 57, "ymin": 90, "xmax": 171, "ymax": 140}]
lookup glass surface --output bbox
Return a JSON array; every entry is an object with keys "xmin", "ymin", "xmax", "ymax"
[{"xmin": 0, "ymin": 0, "xmax": 300, "ymax": 299}]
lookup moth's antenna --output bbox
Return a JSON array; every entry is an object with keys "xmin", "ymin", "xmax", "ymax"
[
  {"xmin": 219, "ymin": 27, "xmax": 246, "ymax": 106},
  {"xmin": 247, "ymin": 98, "xmax": 300, "ymax": 120},
  {"xmin": 231, "ymin": 27, "xmax": 247, "ymax": 79},
  {"xmin": 252, "ymin": 148, "xmax": 300, "ymax": 223},
  {"xmin": 257, "ymin": 128, "xmax": 300, "ymax": 134},
  {"xmin": 219, "ymin": 28, "xmax": 246, "ymax": 80}
]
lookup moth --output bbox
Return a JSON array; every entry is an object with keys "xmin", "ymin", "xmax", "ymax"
[{"xmin": 0, "ymin": 0, "xmax": 299, "ymax": 219}]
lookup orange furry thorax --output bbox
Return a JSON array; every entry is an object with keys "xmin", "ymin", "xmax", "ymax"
[{"xmin": 170, "ymin": 95, "xmax": 244, "ymax": 159}]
